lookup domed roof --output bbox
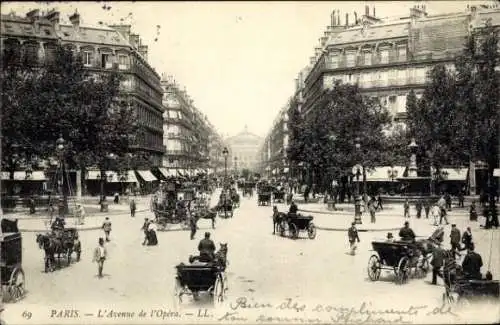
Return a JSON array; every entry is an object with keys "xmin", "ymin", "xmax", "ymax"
[{"xmin": 226, "ymin": 125, "xmax": 262, "ymax": 145}]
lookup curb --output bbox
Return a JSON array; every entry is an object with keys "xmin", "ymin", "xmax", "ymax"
[
  {"xmin": 20, "ymin": 226, "xmax": 102, "ymax": 232},
  {"xmin": 316, "ymin": 226, "xmax": 401, "ymax": 232},
  {"xmin": 4, "ymin": 209, "xmax": 151, "ymax": 220}
]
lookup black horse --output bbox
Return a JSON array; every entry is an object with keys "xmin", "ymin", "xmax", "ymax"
[
  {"xmin": 272, "ymin": 207, "xmax": 286, "ymax": 234},
  {"xmin": 36, "ymin": 233, "xmax": 64, "ymax": 272},
  {"xmin": 195, "ymin": 208, "xmax": 217, "ymax": 229}
]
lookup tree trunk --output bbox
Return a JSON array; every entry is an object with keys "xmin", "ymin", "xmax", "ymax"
[{"xmin": 100, "ymin": 169, "xmax": 106, "ymax": 203}]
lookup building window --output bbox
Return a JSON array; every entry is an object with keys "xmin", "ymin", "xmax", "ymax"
[
  {"xmin": 118, "ymin": 54, "xmax": 129, "ymax": 70},
  {"xmin": 346, "ymin": 52, "xmax": 356, "ymax": 67},
  {"xmin": 379, "ymin": 71, "xmax": 388, "ymax": 86},
  {"xmin": 363, "ymin": 52, "xmax": 371, "ymax": 65},
  {"xmin": 380, "ymin": 49, "xmax": 389, "ymax": 64},
  {"xmin": 397, "ymin": 69, "xmax": 406, "ymax": 84},
  {"xmin": 397, "ymin": 47, "xmax": 407, "ymax": 62},
  {"xmin": 101, "ymin": 53, "xmax": 112, "ymax": 69},
  {"xmin": 329, "ymin": 55, "xmax": 339, "ymax": 68}
]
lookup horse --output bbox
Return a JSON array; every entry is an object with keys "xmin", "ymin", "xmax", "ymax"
[
  {"xmin": 36, "ymin": 233, "xmax": 65, "ymax": 272},
  {"xmin": 272, "ymin": 207, "xmax": 286, "ymax": 234},
  {"xmin": 195, "ymin": 208, "xmax": 217, "ymax": 229}
]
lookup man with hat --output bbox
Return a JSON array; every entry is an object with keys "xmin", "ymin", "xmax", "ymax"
[
  {"xmin": 450, "ymin": 224, "xmax": 461, "ymax": 254},
  {"xmin": 398, "ymin": 221, "xmax": 416, "ymax": 242},
  {"xmin": 386, "ymin": 232, "xmax": 394, "ymax": 242},
  {"xmin": 347, "ymin": 222, "xmax": 360, "ymax": 256},
  {"xmin": 461, "ymin": 243, "xmax": 483, "ymax": 280},
  {"xmin": 141, "ymin": 218, "xmax": 150, "ymax": 245},
  {"xmin": 198, "ymin": 232, "xmax": 216, "ymax": 262},
  {"xmin": 92, "ymin": 237, "xmax": 107, "ymax": 278}
]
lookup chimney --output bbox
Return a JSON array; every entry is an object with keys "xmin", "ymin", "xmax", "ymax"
[
  {"xmin": 129, "ymin": 34, "xmax": 140, "ymax": 48},
  {"xmin": 309, "ymin": 56, "xmax": 316, "ymax": 65},
  {"xmin": 69, "ymin": 11, "xmax": 80, "ymax": 32},
  {"xmin": 45, "ymin": 10, "xmax": 60, "ymax": 30},
  {"xmin": 337, "ymin": 10, "xmax": 340, "ymax": 26},
  {"xmin": 26, "ymin": 9, "xmax": 40, "ymax": 21},
  {"xmin": 109, "ymin": 24, "xmax": 131, "ymax": 41},
  {"xmin": 365, "ymin": 5, "xmax": 369, "ymax": 16},
  {"xmin": 345, "ymin": 13, "xmax": 349, "ymax": 26},
  {"xmin": 373, "ymin": 6, "xmax": 376, "ymax": 17},
  {"xmin": 320, "ymin": 36, "xmax": 328, "ymax": 46},
  {"xmin": 315, "ymin": 47, "xmax": 322, "ymax": 57},
  {"xmin": 410, "ymin": 5, "xmax": 427, "ymax": 18},
  {"xmin": 354, "ymin": 11, "xmax": 358, "ymax": 24},
  {"xmin": 139, "ymin": 45, "xmax": 148, "ymax": 61},
  {"xmin": 331, "ymin": 10, "xmax": 336, "ymax": 26}
]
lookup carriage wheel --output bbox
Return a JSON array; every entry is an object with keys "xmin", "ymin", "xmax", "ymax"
[
  {"xmin": 213, "ymin": 274, "xmax": 225, "ymax": 305},
  {"xmin": 289, "ymin": 223, "xmax": 298, "ymax": 239},
  {"xmin": 7, "ymin": 267, "xmax": 25, "ymax": 302},
  {"xmin": 173, "ymin": 277, "xmax": 183, "ymax": 306},
  {"xmin": 367, "ymin": 255, "xmax": 381, "ymax": 281},
  {"xmin": 396, "ymin": 257, "xmax": 410, "ymax": 284},
  {"xmin": 307, "ymin": 223, "xmax": 317, "ymax": 239},
  {"xmin": 279, "ymin": 221, "xmax": 288, "ymax": 237}
]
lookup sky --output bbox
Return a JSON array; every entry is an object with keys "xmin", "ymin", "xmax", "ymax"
[{"xmin": 2, "ymin": 1, "xmax": 478, "ymax": 138}]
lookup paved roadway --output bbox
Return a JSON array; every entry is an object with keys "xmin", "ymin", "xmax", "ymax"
[{"xmin": 2, "ymin": 189, "xmax": 499, "ymax": 324}]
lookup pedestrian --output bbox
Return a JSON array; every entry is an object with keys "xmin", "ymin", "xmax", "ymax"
[
  {"xmin": 92, "ymin": 237, "xmax": 107, "ymax": 278},
  {"xmin": 458, "ymin": 190, "xmax": 465, "ymax": 208},
  {"xmin": 130, "ymin": 199, "xmax": 136, "ymax": 218},
  {"xmin": 431, "ymin": 246, "xmax": 444, "ymax": 285},
  {"xmin": 189, "ymin": 211, "xmax": 198, "ymax": 240},
  {"xmin": 450, "ymin": 224, "xmax": 461, "ymax": 254},
  {"xmin": 437, "ymin": 195, "xmax": 449, "ymax": 225},
  {"xmin": 431, "ymin": 204, "xmax": 440, "ymax": 226},
  {"xmin": 141, "ymin": 218, "xmax": 150, "ymax": 245},
  {"xmin": 347, "ymin": 222, "xmax": 360, "ymax": 256},
  {"xmin": 76, "ymin": 204, "xmax": 85, "ymax": 225},
  {"xmin": 114, "ymin": 192, "xmax": 119, "ymax": 204},
  {"xmin": 469, "ymin": 200, "xmax": 477, "ymax": 221},
  {"xmin": 445, "ymin": 192, "xmax": 452, "ymax": 211},
  {"xmin": 403, "ymin": 199, "xmax": 410, "ymax": 219},
  {"xmin": 303, "ymin": 185, "xmax": 310, "ymax": 203},
  {"xmin": 424, "ymin": 198, "xmax": 431, "ymax": 219},
  {"xmin": 462, "ymin": 226, "xmax": 473, "ymax": 251},
  {"xmin": 368, "ymin": 198, "xmax": 376, "ymax": 223},
  {"xmin": 29, "ymin": 196, "xmax": 36, "ymax": 214},
  {"xmin": 102, "ymin": 217, "xmax": 112, "ymax": 242},
  {"xmin": 376, "ymin": 194, "xmax": 383, "ymax": 211},
  {"xmin": 415, "ymin": 198, "xmax": 423, "ymax": 219}
]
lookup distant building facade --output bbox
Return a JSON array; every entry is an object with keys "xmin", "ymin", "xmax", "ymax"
[{"xmin": 225, "ymin": 126, "xmax": 262, "ymax": 174}]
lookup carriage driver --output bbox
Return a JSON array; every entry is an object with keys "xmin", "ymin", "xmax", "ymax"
[
  {"xmin": 289, "ymin": 200, "xmax": 298, "ymax": 215},
  {"xmin": 198, "ymin": 232, "xmax": 216, "ymax": 262},
  {"xmin": 399, "ymin": 221, "xmax": 416, "ymax": 243}
]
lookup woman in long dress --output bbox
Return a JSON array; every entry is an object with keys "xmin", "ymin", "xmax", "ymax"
[{"xmin": 147, "ymin": 221, "xmax": 158, "ymax": 246}]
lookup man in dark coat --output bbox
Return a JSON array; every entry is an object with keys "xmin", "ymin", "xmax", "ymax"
[
  {"xmin": 462, "ymin": 244, "xmax": 483, "ymax": 280},
  {"xmin": 469, "ymin": 201, "xmax": 478, "ymax": 221},
  {"xmin": 431, "ymin": 247, "xmax": 445, "ymax": 285},
  {"xmin": 462, "ymin": 227, "xmax": 473, "ymax": 250},
  {"xmin": 198, "ymin": 232, "xmax": 216, "ymax": 262},
  {"xmin": 347, "ymin": 222, "xmax": 360, "ymax": 256},
  {"xmin": 415, "ymin": 198, "xmax": 423, "ymax": 219},
  {"xmin": 289, "ymin": 201, "xmax": 298, "ymax": 215},
  {"xmin": 398, "ymin": 221, "xmax": 416, "ymax": 242},
  {"xmin": 450, "ymin": 224, "xmax": 461, "ymax": 253}
]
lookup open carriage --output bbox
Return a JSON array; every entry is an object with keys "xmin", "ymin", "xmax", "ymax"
[
  {"xmin": 241, "ymin": 182, "xmax": 255, "ymax": 197},
  {"xmin": 217, "ymin": 195, "xmax": 233, "ymax": 218},
  {"xmin": 367, "ymin": 241, "xmax": 429, "ymax": 284},
  {"xmin": 1, "ymin": 219, "xmax": 25, "ymax": 302},
  {"xmin": 273, "ymin": 187, "xmax": 286, "ymax": 203},
  {"xmin": 278, "ymin": 214, "xmax": 317, "ymax": 239},
  {"xmin": 174, "ymin": 264, "xmax": 227, "ymax": 305}
]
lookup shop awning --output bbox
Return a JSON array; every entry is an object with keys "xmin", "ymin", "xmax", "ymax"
[
  {"xmin": 158, "ymin": 167, "xmax": 176, "ymax": 178},
  {"xmin": 136, "ymin": 170, "xmax": 157, "ymax": 182},
  {"xmin": 1, "ymin": 172, "xmax": 9, "ymax": 180},
  {"xmin": 352, "ymin": 166, "xmax": 406, "ymax": 182},
  {"xmin": 494, "ymin": 169, "xmax": 500, "ymax": 177},
  {"xmin": 437, "ymin": 168, "xmax": 468, "ymax": 181},
  {"xmin": 1, "ymin": 171, "xmax": 46, "ymax": 180},
  {"xmin": 124, "ymin": 171, "xmax": 138, "ymax": 183},
  {"xmin": 283, "ymin": 168, "xmax": 289, "ymax": 173}
]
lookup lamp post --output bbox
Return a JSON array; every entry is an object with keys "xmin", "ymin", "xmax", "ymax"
[
  {"xmin": 354, "ymin": 137, "xmax": 362, "ymax": 224},
  {"xmin": 223, "ymin": 147, "xmax": 228, "ymax": 188},
  {"xmin": 99, "ymin": 152, "xmax": 115, "ymax": 205},
  {"xmin": 55, "ymin": 135, "xmax": 68, "ymax": 216},
  {"xmin": 234, "ymin": 156, "xmax": 238, "ymax": 177},
  {"xmin": 408, "ymin": 138, "xmax": 418, "ymax": 178}
]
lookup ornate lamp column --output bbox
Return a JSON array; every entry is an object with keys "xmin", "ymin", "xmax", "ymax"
[
  {"xmin": 223, "ymin": 147, "xmax": 228, "ymax": 188},
  {"xmin": 354, "ymin": 137, "xmax": 362, "ymax": 224}
]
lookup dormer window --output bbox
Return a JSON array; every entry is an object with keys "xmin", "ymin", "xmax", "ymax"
[
  {"xmin": 380, "ymin": 48, "xmax": 390, "ymax": 64},
  {"xmin": 82, "ymin": 51, "xmax": 93, "ymax": 66},
  {"xmin": 346, "ymin": 51, "xmax": 356, "ymax": 67},
  {"xmin": 101, "ymin": 53, "xmax": 112, "ymax": 69},
  {"xmin": 363, "ymin": 52, "xmax": 372, "ymax": 65},
  {"xmin": 397, "ymin": 46, "xmax": 407, "ymax": 62}
]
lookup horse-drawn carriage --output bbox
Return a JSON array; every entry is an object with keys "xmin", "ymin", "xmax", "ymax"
[
  {"xmin": 230, "ymin": 190, "xmax": 240, "ymax": 209},
  {"xmin": 367, "ymin": 241, "xmax": 429, "ymax": 284},
  {"xmin": 1, "ymin": 219, "xmax": 25, "ymax": 302},
  {"xmin": 257, "ymin": 185, "xmax": 273, "ymax": 206},
  {"xmin": 36, "ymin": 226, "xmax": 81, "ymax": 272},
  {"xmin": 278, "ymin": 214, "xmax": 317, "ymax": 239},
  {"xmin": 444, "ymin": 277, "xmax": 500, "ymax": 305},
  {"xmin": 241, "ymin": 181, "xmax": 255, "ymax": 197},
  {"xmin": 273, "ymin": 187, "xmax": 286, "ymax": 203},
  {"xmin": 152, "ymin": 181, "xmax": 193, "ymax": 230},
  {"xmin": 216, "ymin": 194, "xmax": 233, "ymax": 219},
  {"xmin": 174, "ymin": 245, "xmax": 228, "ymax": 305}
]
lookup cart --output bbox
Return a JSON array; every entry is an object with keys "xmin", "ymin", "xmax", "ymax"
[
  {"xmin": 1, "ymin": 227, "xmax": 25, "ymax": 303},
  {"xmin": 174, "ymin": 264, "xmax": 227, "ymax": 305},
  {"xmin": 278, "ymin": 214, "xmax": 316, "ymax": 239},
  {"xmin": 367, "ymin": 241, "xmax": 429, "ymax": 284}
]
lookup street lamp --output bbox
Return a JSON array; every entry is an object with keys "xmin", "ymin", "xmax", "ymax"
[
  {"xmin": 98, "ymin": 152, "xmax": 116, "ymax": 205},
  {"xmin": 234, "ymin": 156, "xmax": 238, "ymax": 176},
  {"xmin": 354, "ymin": 137, "xmax": 362, "ymax": 224},
  {"xmin": 55, "ymin": 135, "xmax": 68, "ymax": 216},
  {"xmin": 222, "ymin": 147, "xmax": 229, "ymax": 187}
]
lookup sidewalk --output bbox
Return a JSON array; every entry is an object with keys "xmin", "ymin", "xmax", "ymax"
[{"xmin": 17, "ymin": 215, "xmax": 108, "ymax": 232}]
